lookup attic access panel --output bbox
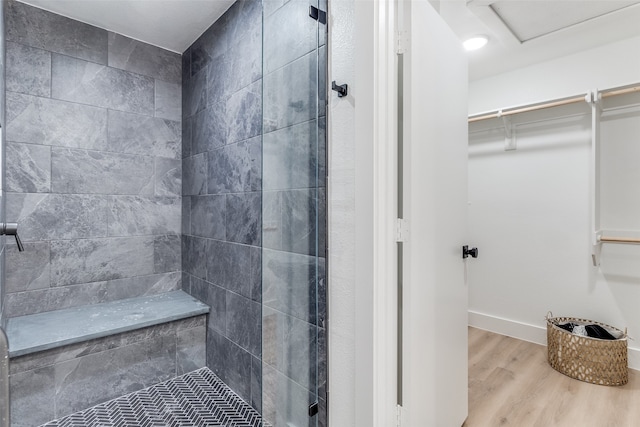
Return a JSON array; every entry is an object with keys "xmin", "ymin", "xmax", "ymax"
[{"xmin": 490, "ymin": 0, "xmax": 640, "ymax": 42}]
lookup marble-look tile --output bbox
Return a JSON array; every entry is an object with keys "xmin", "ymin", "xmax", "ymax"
[
  {"xmin": 6, "ymin": 41, "xmax": 51, "ymax": 97},
  {"xmin": 250, "ymin": 246, "xmax": 262, "ymax": 303},
  {"xmin": 155, "ymin": 158, "xmax": 182, "ymax": 197},
  {"xmin": 226, "ymin": 22, "xmax": 262, "ymax": 96},
  {"xmin": 225, "ymin": 0, "xmax": 262, "ymax": 50},
  {"xmin": 182, "ymin": 196, "xmax": 191, "ymax": 236},
  {"xmin": 50, "ymin": 236, "xmax": 155, "ymax": 286},
  {"xmin": 51, "ymin": 54, "xmax": 154, "ymax": 115},
  {"xmin": 226, "ymin": 292, "xmax": 261, "ymax": 357},
  {"xmin": 190, "ymin": 276, "xmax": 226, "ymax": 334},
  {"xmin": 53, "ymin": 335, "xmax": 176, "ymax": 417},
  {"xmin": 6, "ymin": 92, "xmax": 107, "ymax": 150},
  {"xmin": 51, "ymin": 148, "xmax": 154, "ymax": 195},
  {"xmin": 192, "ymin": 101, "xmax": 226, "ymax": 154},
  {"xmin": 107, "ymin": 196, "xmax": 181, "ymax": 236},
  {"xmin": 5, "ymin": 272, "xmax": 182, "ymax": 318},
  {"xmin": 154, "ymin": 234, "xmax": 181, "ymax": 273},
  {"xmin": 262, "ymin": 363, "xmax": 315, "ymax": 427},
  {"xmin": 263, "ymin": 119, "xmax": 317, "ymax": 190},
  {"xmin": 262, "ymin": 191, "xmax": 282, "ymax": 251},
  {"xmin": 6, "ymin": 142, "xmax": 51, "ymax": 193},
  {"xmin": 206, "ymin": 53, "xmax": 232, "ymax": 107},
  {"xmin": 6, "ymin": 0, "xmax": 108, "ymax": 64},
  {"xmin": 206, "ymin": 329, "xmax": 252, "ymax": 403},
  {"xmin": 190, "ymin": 18, "xmax": 228, "ymax": 77},
  {"xmin": 183, "ymin": 67, "xmax": 207, "ymax": 118},
  {"xmin": 182, "ymin": 47, "xmax": 191, "ymax": 83},
  {"xmin": 182, "ymin": 152, "xmax": 208, "ymax": 195},
  {"xmin": 281, "ymin": 189, "xmax": 318, "ymax": 256},
  {"xmin": 6, "ymin": 193, "xmax": 108, "ymax": 241},
  {"xmin": 190, "ymin": 195, "xmax": 225, "ymax": 239},
  {"xmin": 182, "ymin": 116, "xmax": 192, "ymax": 159},
  {"xmin": 263, "ymin": 0, "xmax": 285, "ymax": 17},
  {"xmin": 108, "ymin": 110, "xmax": 181, "ymax": 159},
  {"xmin": 319, "ymin": 116, "xmax": 326, "ymax": 188},
  {"xmin": 262, "ymin": 249, "xmax": 318, "ymax": 324},
  {"xmin": 108, "ymin": 32, "xmax": 181, "ymax": 84},
  {"xmin": 263, "ymin": 0, "xmax": 316, "ymax": 74},
  {"xmin": 251, "ymin": 355, "xmax": 262, "ymax": 413},
  {"xmin": 225, "ymin": 193, "xmax": 261, "ymax": 246},
  {"xmin": 10, "ymin": 366, "xmax": 55, "ymax": 427},
  {"xmin": 227, "ymin": 80, "xmax": 262, "ymax": 145},
  {"xmin": 181, "ymin": 235, "xmax": 207, "ymax": 280},
  {"xmin": 155, "ymin": 80, "xmax": 182, "ymax": 121},
  {"xmin": 177, "ymin": 325, "xmax": 206, "ymax": 375},
  {"xmin": 206, "ymin": 240, "xmax": 252, "ymax": 299},
  {"xmin": 208, "ymin": 136, "xmax": 261, "ymax": 194},
  {"xmin": 263, "ymin": 51, "xmax": 317, "ymax": 132},
  {"xmin": 5, "ymin": 241, "xmax": 50, "ymax": 293},
  {"xmin": 319, "ymin": 44, "xmax": 327, "ymax": 117}
]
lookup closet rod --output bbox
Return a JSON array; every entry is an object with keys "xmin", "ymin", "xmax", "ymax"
[
  {"xmin": 468, "ymin": 84, "xmax": 640, "ymax": 124},
  {"xmin": 598, "ymin": 236, "xmax": 640, "ymax": 244}
]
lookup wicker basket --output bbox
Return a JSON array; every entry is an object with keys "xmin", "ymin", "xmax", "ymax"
[{"xmin": 546, "ymin": 312, "xmax": 628, "ymax": 386}]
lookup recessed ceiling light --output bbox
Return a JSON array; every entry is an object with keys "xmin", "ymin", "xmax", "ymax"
[{"xmin": 463, "ymin": 35, "xmax": 488, "ymax": 51}]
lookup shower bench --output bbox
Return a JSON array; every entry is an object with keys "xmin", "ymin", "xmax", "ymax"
[
  {"xmin": 5, "ymin": 290, "xmax": 210, "ymax": 425},
  {"xmin": 5, "ymin": 290, "xmax": 209, "ymax": 357}
]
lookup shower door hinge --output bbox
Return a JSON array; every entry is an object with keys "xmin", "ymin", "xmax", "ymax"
[
  {"xmin": 308, "ymin": 401, "xmax": 319, "ymax": 417},
  {"xmin": 309, "ymin": 6, "xmax": 327, "ymax": 24},
  {"xmin": 396, "ymin": 218, "xmax": 409, "ymax": 242},
  {"xmin": 396, "ymin": 31, "xmax": 409, "ymax": 54}
]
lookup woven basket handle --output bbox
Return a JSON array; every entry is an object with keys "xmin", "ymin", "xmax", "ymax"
[{"xmin": 546, "ymin": 311, "xmax": 553, "ymax": 321}]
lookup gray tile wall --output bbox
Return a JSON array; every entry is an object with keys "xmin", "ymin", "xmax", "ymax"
[
  {"xmin": 9, "ymin": 315, "xmax": 206, "ymax": 426},
  {"xmin": 261, "ymin": 1, "xmax": 327, "ymax": 426},
  {"xmin": 3, "ymin": 0, "xmax": 182, "ymax": 318},
  {"xmin": 181, "ymin": 0, "xmax": 264, "ymax": 413},
  {"xmin": 1, "ymin": 0, "xmax": 7, "ymax": 330}
]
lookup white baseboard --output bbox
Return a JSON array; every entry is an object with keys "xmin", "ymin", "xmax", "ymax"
[{"xmin": 468, "ymin": 310, "xmax": 640, "ymax": 371}]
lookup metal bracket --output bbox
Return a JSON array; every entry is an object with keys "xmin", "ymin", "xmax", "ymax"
[
  {"xmin": 309, "ymin": 6, "xmax": 327, "ymax": 24},
  {"xmin": 1, "ymin": 222, "xmax": 24, "ymax": 252},
  {"xmin": 498, "ymin": 111, "xmax": 516, "ymax": 151},
  {"xmin": 332, "ymin": 81, "xmax": 348, "ymax": 98},
  {"xmin": 308, "ymin": 401, "xmax": 319, "ymax": 417}
]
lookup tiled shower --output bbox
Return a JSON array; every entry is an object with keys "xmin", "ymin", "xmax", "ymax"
[{"xmin": 0, "ymin": 0, "xmax": 327, "ymax": 425}]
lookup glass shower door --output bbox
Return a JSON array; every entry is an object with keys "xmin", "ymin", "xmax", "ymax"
[{"xmin": 261, "ymin": 0, "xmax": 326, "ymax": 425}]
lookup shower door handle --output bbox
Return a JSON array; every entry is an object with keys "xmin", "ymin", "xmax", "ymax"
[{"xmin": 1, "ymin": 222, "xmax": 24, "ymax": 251}]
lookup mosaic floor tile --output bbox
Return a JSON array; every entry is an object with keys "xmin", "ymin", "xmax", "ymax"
[{"xmin": 41, "ymin": 368, "xmax": 264, "ymax": 427}]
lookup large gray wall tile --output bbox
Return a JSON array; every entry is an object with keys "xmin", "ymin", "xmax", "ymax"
[
  {"xmin": 182, "ymin": 235, "xmax": 207, "ymax": 280},
  {"xmin": 190, "ymin": 195, "xmax": 225, "ymax": 239},
  {"xmin": 6, "ymin": 142, "xmax": 51, "ymax": 193},
  {"xmin": 226, "ymin": 292, "xmax": 261, "ymax": 357},
  {"xmin": 263, "ymin": 119, "xmax": 317, "ymax": 191},
  {"xmin": 51, "ymin": 54, "xmax": 154, "ymax": 115},
  {"xmin": 155, "ymin": 158, "xmax": 182, "ymax": 197},
  {"xmin": 208, "ymin": 136, "xmax": 261, "ymax": 195},
  {"xmin": 206, "ymin": 329, "xmax": 252, "ymax": 404},
  {"xmin": 6, "ymin": 1, "xmax": 108, "ymax": 64},
  {"xmin": 183, "ymin": 67, "xmax": 207, "ymax": 117},
  {"xmin": 107, "ymin": 196, "xmax": 181, "ymax": 236},
  {"xmin": 206, "ymin": 240, "xmax": 253, "ymax": 299},
  {"xmin": 6, "ymin": 41, "xmax": 51, "ymax": 97},
  {"xmin": 108, "ymin": 110, "xmax": 181, "ymax": 159},
  {"xmin": 54, "ymin": 335, "xmax": 176, "ymax": 417},
  {"xmin": 192, "ymin": 101, "xmax": 226, "ymax": 154},
  {"xmin": 263, "ymin": 51, "xmax": 317, "ymax": 132},
  {"xmin": 108, "ymin": 32, "xmax": 181, "ymax": 84},
  {"xmin": 226, "ymin": 193, "xmax": 261, "ymax": 246},
  {"xmin": 5, "ymin": 241, "xmax": 50, "ymax": 293},
  {"xmin": 154, "ymin": 234, "xmax": 181, "ymax": 273},
  {"xmin": 7, "ymin": 193, "xmax": 108, "ymax": 241},
  {"xmin": 51, "ymin": 148, "xmax": 154, "ymax": 195},
  {"xmin": 155, "ymin": 80, "xmax": 182, "ymax": 121},
  {"xmin": 190, "ymin": 21, "xmax": 228, "ymax": 77},
  {"xmin": 183, "ymin": 153, "xmax": 208, "ymax": 196},
  {"xmin": 262, "ymin": 363, "xmax": 315, "ymax": 427},
  {"xmin": 263, "ymin": 0, "xmax": 316, "ymax": 74},
  {"xmin": 177, "ymin": 325, "xmax": 206, "ymax": 375},
  {"xmin": 226, "ymin": 80, "xmax": 262, "ymax": 145},
  {"xmin": 6, "ymin": 92, "xmax": 107, "ymax": 149},
  {"xmin": 10, "ymin": 366, "xmax": 55, "ymax": 427},
  {"xmin": 50, "ymin": 236, "xmax": 155, "ymax": 286}
]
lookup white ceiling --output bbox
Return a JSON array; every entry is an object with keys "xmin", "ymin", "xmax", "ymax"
[
  {"xmin": 18, "ymin": 0, "xmax": 236, "ymax": 53},
  {"xmin": 17, "ymin": 0, "xmax": 640, "ymax": 79},
  {"xmin": 437, "ymin": 0, "xmax": 640, "ymax": 81}
]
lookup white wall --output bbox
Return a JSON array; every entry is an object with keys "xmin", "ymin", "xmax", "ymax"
[
  {"xmin": 469, "ymin": 35, "xmax": 640, "ymax": 114},
  {"xmin": 468, "ymin": 35, "xmax": 640, "ymax": 368}
]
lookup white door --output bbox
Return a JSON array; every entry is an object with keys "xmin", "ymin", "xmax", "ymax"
[{"xmin": 401, "ymin": 1, "xmax": 469, "ymax": 426}]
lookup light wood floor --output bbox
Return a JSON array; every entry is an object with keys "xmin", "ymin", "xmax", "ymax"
[{"xmin": 465, "ymin": 327, "xmax": 640, "ymax": 427}]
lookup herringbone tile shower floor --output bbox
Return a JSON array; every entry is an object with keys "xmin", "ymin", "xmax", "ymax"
[{"xmin": 40, "ymin": 367, "xmax": 264, "ymax": 427}]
